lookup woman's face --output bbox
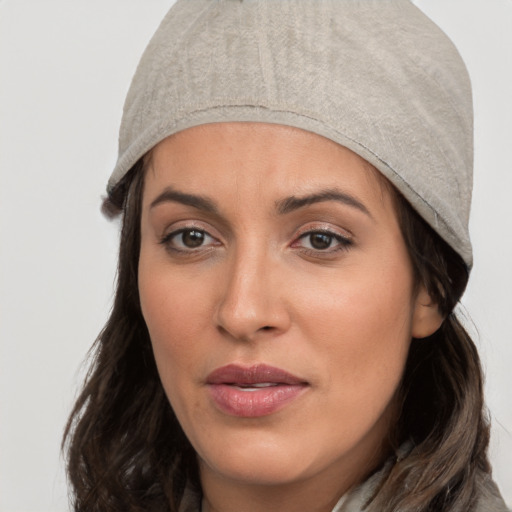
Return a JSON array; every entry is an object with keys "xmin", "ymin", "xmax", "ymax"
[{"xmin": 138, "ymin": 123, "xmax": 440, "ymax": 499}]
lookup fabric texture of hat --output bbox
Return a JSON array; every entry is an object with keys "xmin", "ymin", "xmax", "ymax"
[{"xmin": 109, "ymin": 0, "xmax": 474, "ymax": 268}]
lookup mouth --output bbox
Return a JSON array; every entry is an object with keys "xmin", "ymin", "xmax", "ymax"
[{"xmin": 206, "ymin": 364, "xmax": 309, "ymax": 417}]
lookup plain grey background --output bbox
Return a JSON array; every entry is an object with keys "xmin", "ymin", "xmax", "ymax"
[{"xmin": 0, "ymin": 1, "xmax": 510, "ymax": 510}]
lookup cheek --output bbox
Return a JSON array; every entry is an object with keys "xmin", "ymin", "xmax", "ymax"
[
  {"xmin": 297, "ymin": 255, "xmax": 415, "ymax": 411},
  {"xmin": 138, "ymin": 256, "xmax": 212, "ymax": 391},
  {"xmin": 138, "ymin": 263, "xmax": 226, "ymax": 454}
]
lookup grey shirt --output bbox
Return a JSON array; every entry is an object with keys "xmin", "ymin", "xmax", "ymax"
[{"xmin": 178, "ymin": 461, "xmax": 510, "ymax": 512}]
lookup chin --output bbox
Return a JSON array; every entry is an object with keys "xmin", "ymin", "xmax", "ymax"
[
  {"xmin": 200, "ymin": 450, "xmax": 315, "ymax": 487},
  {"xmin": 195, "ymin": 427, "xmax": 349, "ymax": 489}
]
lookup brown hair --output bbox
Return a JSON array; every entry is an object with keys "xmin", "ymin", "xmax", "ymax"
[{"xmin": 63, "ymin": 163, "xmax": 490, "ymax": 511}]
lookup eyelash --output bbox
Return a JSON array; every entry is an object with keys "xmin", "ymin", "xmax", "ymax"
[
  {"xmin": 293, "ymin": 229, "xmax": 353, "ymax": 254},
  {"xmin": 159, "ymin": 227, "xmax": 218, "ymax": 253},
  {"xmin": 159, "ymin": 227, "xmax": 353, "ymax": 256}
]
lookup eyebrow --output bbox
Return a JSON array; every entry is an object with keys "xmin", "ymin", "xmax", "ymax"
[
  {"xmin": 149, "ymin": 186, "xmax": 371, "ymax": 218},
  {"xmin": 276, "ymin": 189, "xmax": 372, "ymax": 218},
  {"xmin": 150, "ymin": 187, "xmax": 219, "ymax": 213}
]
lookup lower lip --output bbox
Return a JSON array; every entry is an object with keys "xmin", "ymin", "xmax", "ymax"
[{"xmin": 207, "ymin": 384, "xmax": 307, "ymax": 417}]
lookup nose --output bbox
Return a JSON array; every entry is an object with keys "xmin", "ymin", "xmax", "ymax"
[{"xmin": 215, "ymin": 248, "xmax": 291, "ymax": 342}]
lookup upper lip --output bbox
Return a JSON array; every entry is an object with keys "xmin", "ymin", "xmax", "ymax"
[{"xmin": 206, "ymin": 364, "xmax": 307, "ymax": 386}]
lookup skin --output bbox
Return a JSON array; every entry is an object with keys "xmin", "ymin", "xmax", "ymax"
[{"xmin": 138, "ymin": 122, "xmax": 442, "ymax": 512}]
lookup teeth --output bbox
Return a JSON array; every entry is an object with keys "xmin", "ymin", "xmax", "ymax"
[{"xmin": 234, "ymin": 382, "xmax": 279, "ymax": 390}]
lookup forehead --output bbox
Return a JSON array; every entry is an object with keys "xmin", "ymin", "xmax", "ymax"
[{"xmin": 143, "ymin": 122, "xmax": 394, "ymax": 212}]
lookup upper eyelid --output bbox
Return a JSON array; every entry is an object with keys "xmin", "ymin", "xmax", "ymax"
[
  {"xmin": 290, "ymin": 223, "xmax": 354, "ymax": 248},
  {"xmin": 293, "ymin": 223, "xmax": 353, "ymax": 239},
  {"xmin": 161, "ymin": 220, "xmax": 221, "ymax": 238},
  {"xmin": 293, "ymin": 229, "xmax": 352, "ymax": 245},
  {"xmin": 163, "ymin": 226, "xmax": 213, "ymax": 239}
]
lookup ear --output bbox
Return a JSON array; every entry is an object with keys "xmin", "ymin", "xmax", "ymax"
[{"xmin": 411, "ymin": 284, "xmax": 444, "ymax": 339}]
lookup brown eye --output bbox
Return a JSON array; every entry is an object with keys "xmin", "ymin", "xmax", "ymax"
[
  {"xmin": 181, "ymin": 229, "xmax": 205, "ymax": 248},
  {"xmin": 309, "ymin": 233, "xmax": 334, "ymax": 250},
  {"xmin": 161, "ymin": 228, "xmax": 218, "ymax": 252},
  {"xmin": 294, "ymin": 230, "xmax": 353, "ymax": 254}
]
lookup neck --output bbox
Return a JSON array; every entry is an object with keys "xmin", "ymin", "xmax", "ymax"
[{"xmin": 201, "ymin": 477, "xmax": 344, "ymax": 512}]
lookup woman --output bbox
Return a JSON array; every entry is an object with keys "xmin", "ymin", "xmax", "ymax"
[{"xmin": 64, "ymin": 1, "xmax": 509, "ymax": 511}]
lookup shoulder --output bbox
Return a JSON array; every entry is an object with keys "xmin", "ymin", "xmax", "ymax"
[{"xmin": 472, "ymin": 474, "xmax": 510, "ymax": 512}]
